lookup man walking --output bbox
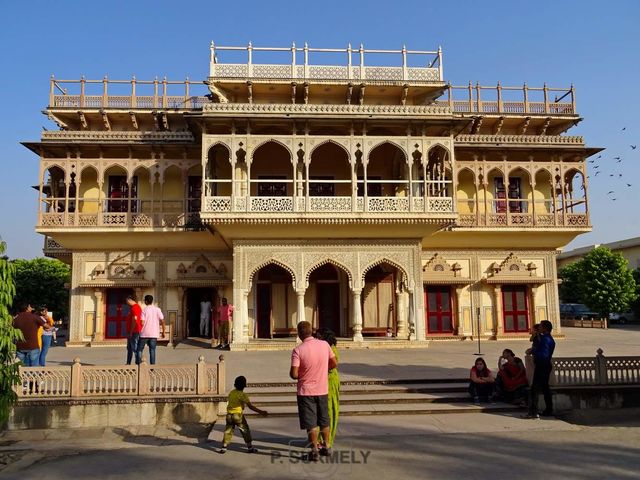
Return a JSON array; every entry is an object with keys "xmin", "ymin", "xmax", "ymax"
[
  {"xmin": 215, "ymin": 297, "xmax": 234, "ymax": 349},
  {"xmin": 125, "ymin": 295, "xmax": 142, "ymax": 365},
  {"xmin": 200, "ymin": 296, "xmax": 212, "ymax": 338},
  {"xmin": 137, "ymin": 295, "xmax": 166, "ymax": 365},
  {"xmin": 290, "ymin": 320, "xmax": 337, "ymax": 461},
  {"xmin": 526, "ymin": 319, "xmax": 556, "ymax": 418},
  {"xmin": 13, "ymin": 302, "xmax": 50, "ymax": 366}
]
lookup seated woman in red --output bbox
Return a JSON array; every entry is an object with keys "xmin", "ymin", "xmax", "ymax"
[
  {"xmin": 468, "ymin": 357, "xmax": 495, "ymax": 403},
  {"xmin": 494, "ymin": 348, "xmax": 528, "ymax": 404}
]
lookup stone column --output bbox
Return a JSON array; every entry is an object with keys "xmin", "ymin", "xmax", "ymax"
[
  {"xmin": 176, "ymin": 287, "xmax": 185, "ymax": 339},
  {"xmin": 454, "ymin": 286, "xmax": 464, "ymax": 336},
  {"xmin": 529, "ymin": 284, "xmax": 538, "ymax": 329},
  {"xmin": 93, "ymin": 289, "xmax": 104, "ymax": 341},
  {"xmin": 351, "ymin": 288, "xmax": 363, "ymax": 341},
  {"xmin": 408, "ymin": 289, "xmax": 417, "ymax": 340},
  {"xmin": 493, "ymin": 285, "xmax": 503, "ymax": 337},
  {"xmin": 296, "ymin": 290, "xmax": 306, "ymax": 324},
  {"xmin": 395, "ymin": 288, "xmax": 407, "ymax": 338},
  {"xmin": 232, "ymin": 288, "xmax": 248, "ymax": 345}
]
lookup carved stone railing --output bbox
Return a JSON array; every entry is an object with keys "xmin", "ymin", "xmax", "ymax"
[
  {"xmin": 201, "ymin": 195, "xmax": 455, "ymax": 215},
  {"xmin": 455, "ymin": 206, "xmax": 589, "ymax": 228},
  {"xmin": 524, "ymin": 349, "xmax": 640, "ymax": 387},
  {"xmin": 16, "ymin": 356, "xmax": 225, "ymax": 399},
  {"xmin": 455, "ymin": 134, "xmax": 584, "ymax": 145},
  {"xmin": 202, "ymin": 102, "xmax": 452, "ymax": 117},
  {"xmin": 42, "ymin": 131, "xmax": 195, "ymax": 143},
  {"xmin": 38, "ymin": 211, "xmax": 201, "ymax": 229}
]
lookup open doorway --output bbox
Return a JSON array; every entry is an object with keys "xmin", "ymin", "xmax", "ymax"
[{"xmin": 185, "ymin": 287, "xmax": 218, "ymax": 338}]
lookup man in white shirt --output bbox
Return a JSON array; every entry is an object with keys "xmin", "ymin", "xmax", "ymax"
[
  {"xmin": 200, "ymin": 297, "xmax": 212, "ymax": 337},
  {"xmin": 137, "ymin": 295, "xmax": 166, "ymax": 365}
]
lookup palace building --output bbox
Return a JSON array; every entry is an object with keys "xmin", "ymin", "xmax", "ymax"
[{"xmin": 24, "ymin": 42, "xmax": 600, "ymax": 347}]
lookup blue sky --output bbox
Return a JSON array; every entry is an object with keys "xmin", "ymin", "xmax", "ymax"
[{"xmin": 1, "ymin": 0, "xmax": 639, "ymax": 258}]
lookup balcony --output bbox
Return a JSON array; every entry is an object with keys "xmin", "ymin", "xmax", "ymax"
[{"xmin": 209, "ymin": 43, "xmax": 443, "ymax": 84}]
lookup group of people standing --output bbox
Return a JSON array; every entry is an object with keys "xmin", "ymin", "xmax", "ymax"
[
  {"xmin": 468, "ymin": 320, "xmax": 556, "ymax": 418},
  {"xmin": 219, "ymin": 321, "xmax": 340, "ymax": 461},
  {"xmin": 12, "ymin": 302, "xmax": 58, "ymax": 367},
  {"xmin": 124, "ymin": 294, "xmax": 166, "ymax": 365},
  {"xmin": 199, "ymin": 297, "xmax": 234, "ymax": 349}
]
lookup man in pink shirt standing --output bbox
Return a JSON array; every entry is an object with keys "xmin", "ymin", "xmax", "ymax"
[
  {"xmin": 215, "ymin": 297, "xmax": 234, "ymax": 350},
  {"xmin": 290, "ymin": 320, "xmax": 337, "ymax": 461},
  {"xmin": 137, "ymin": 295, "xmax": 166, "ymax": 365}
]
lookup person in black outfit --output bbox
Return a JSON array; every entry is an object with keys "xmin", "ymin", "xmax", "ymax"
[{"xmin": 526, "ymin": 320, "xmax": 555, "ymax": 418}]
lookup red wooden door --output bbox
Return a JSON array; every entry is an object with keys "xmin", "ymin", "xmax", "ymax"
[
  {"xmin": 502, "ymin": 285, "xmax": 529, "ymax": 332},
  {"xmin": 425, "ymin": 286, "xmax": 453, "ymax": 333},
  {"xmin": 105, "ymin": 288, "xmax": 133, "ymax": 339}
]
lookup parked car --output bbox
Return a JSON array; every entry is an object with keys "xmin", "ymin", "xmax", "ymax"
[
  {"xmin": 609, "ymin": 311, "xmax": 638, "ymax": 324},
  {"xmin": 559, "ymin": 303, "xmax": 601, "ymax": 320}
]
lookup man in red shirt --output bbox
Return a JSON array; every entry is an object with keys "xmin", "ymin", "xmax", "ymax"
[{"xmin": 125, "ymin": 295, "xmax": 142, "ymax": 365}]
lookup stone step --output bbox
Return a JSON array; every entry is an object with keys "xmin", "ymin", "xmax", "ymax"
[
  {"xmin": 248, "ymin": 378, "xmax": 469, "ymax": 388},
  {"xmin": 232, "ymin": 402, "xmax": 523, "ymax": 418},
  {"xmin": 248, "ymin": 383, "xmax": 469, "ymax": 396},
  {"xmin": 249, "ymin": 392, "xmax": 472, "ymax": 407}
]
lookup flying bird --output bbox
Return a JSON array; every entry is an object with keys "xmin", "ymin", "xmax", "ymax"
[
  {"xmin": 622, "ymin": 127, "xmax": 626, "ymax": 131},
  {"xmin": 632, "ymin": 145, "xmax": 637, "ymax": 150},
  {"xmin": 595, "ymin": 171, "xmax": 601, "ymax": 176},
  {"xmin": 588, "ymin": 160, "xmax": 595, "ymax": 163},
  {"xmin": 619, "ymin": 174, "xmax": 623, "ymax": 177},
  {"xmin": 597, "ymin": 155, "xmax": 602, "ymax": 158},
  {"xmin": 593, "ymin": 165, "xmax": 600, "ymax": 169},
  {"xmin": 607, "ymin": 191, "xmax": 614, "ymax": 194},
  {"xmin": 627, "ymin": 183, "xmax": 633, "ymax": 187},
  {"xmin": 612, "ymin": 198, "xmax": 617, "ymax": 201},
  {"xmin": 609, "ymin": 174, "xmax": 614, "ymax": 177},
  {"xmin": 614, "ymin": 156, "xmax": 621, "ymax": 160}
]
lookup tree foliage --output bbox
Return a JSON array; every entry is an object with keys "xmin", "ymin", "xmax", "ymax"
[
  {"xmin": 578, "ymin": 247, "xmax": 637, "ymax": 316},
  {"xmin": 558, "ymin": 261, "xmax": 584, "ymax": 303},
  {"xmin": 0, "ymin": 240, "xmax": 23, "ymax": 426},
  {"xmin": 12, "ymin": 258, "xmax": 71, "ymax": 319},
  {"xmin": 631, "ymin": 268, "xmax": 640, "ymax": 318}
]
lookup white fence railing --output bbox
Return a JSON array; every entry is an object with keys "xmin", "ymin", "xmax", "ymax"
[
  {"xmin": 16, "ymin": 356, "xmax": 225, "ymax": 399},
  {"xmin": 525, "ymin": 349, "xmax": 640, "ymax": 387}
]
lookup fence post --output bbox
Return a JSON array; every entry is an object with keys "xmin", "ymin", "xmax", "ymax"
[
  {"xmin": 196, "ymin": 355, "xmax": 207, "ymax": 395},
  {"xmin": 595, "ymin": 348, "xmax": 607, "ymax": 385},
  {"xmin": 14, "ymin": 366, "xmax": 24, "ymax": 398},
  {"xmin": 217, "ymin": 354, "xmax": 226, "ymax": 395},
  {"xmin": 70, "ymin": 357, "xmax": 82, "ymax": 397},
  {"xmin": 138, "ymin": 358, "xmax": 150, "ymax": 395}
]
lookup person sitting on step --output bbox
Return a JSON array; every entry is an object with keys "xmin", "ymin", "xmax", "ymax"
[
  {"xmin": 468, "ymin": 357, "xmax": 495, "ymax": 403},
  {"xmin": 493, "ymin": 348, "xmax": 528, "ymax": 405}
]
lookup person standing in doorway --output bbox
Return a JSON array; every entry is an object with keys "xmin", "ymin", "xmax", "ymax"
[
  {"xmin": 137, "ymin": 295, "xmax": 166, "ymax": 365},
  {"xmin": 13, "ymin": 302, "xmax": 50, "ymax": 366},
  {"xmin": 526, "ymin": 319, "xmax": 556, "ymax": 418},
  {"xmin": 290, "ymin": 320, "xmax": 337, "ymax": 462},
  {"xmin": 125, "ymin": 295, "xmax": 142, "ymax": 365},
  {"xmin": 216, "ymin": 297, "xmax": 234, "ymax": 349},
  {"xmin": 200, "ymin": 296, "xmax": 212, "ymax": 338}
]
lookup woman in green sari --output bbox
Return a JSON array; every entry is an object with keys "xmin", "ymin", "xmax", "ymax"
[{"xmin": 316, "ymin": 327, "xmax": 340, "ymax": 448}]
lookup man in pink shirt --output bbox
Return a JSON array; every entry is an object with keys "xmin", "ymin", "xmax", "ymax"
[
  {"xmin": 290, "ymin": 320, "xmax": 337, "ymax": 461},
  {"xmin": 215, "ymin": 297, "xmax": 234, "ymax": 350},
  {"xmin": 137, "ymin": 295, "xmax": 165, "ymax": 365}
]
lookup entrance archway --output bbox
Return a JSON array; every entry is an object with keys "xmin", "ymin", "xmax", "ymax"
[
  {"xmin": 362, "ymin": 263, "xmax": 398, "ymax": 336},
  {"xmin": 308, "ymin": 263, "xmax": 348, "ymax": 336},
  {"xmin": 254, "ymin": 264, "xmax": 295, "ymax": 338}
]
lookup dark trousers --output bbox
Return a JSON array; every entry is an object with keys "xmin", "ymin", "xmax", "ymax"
[
  {"xmin": 529, "ymin": 360, "xmax": 553, "ymax": 414},
  {"xmin": 468, "ymin": 381, "xmax": 494, "ymax": 399},
  {"xmin": 137, "ymin": 337, "xmax": 158, "ymax": 364},
  {"xmin": 126, "ymin": 333, "xmax": 140, "ymax": 365}
]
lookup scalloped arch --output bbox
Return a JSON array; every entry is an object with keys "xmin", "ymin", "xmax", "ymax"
[
  {"xmin": 309, "ymin": 139, "xmax": 350, "ymax": 159},
  {"xmin": 205, "ymin": 141, "xmax": 232, "ymax": 157},
  {"xmin": 367, "ymin": 140, "xmax": 408, "ymax": 162},
  {"xmin": 79, "ymin": 164, "xmax": 99, "ymax": 178},
  {"xmin": 457, "ymin": 166, "xmax": 476, "ymax": 181},
  {"xmin": 426, "ymin": 142, "xmax": 452, "ymax": 158},
  {"xmin": 248, "ymin": 259, "xmax": 297, "ymax": 286},
  {"xmin": 305, "ymin": 258, "xmax": 354, "ymax": 288},
  {"xmin": 361, "ymin": 258, "xmax": 409, "ymax": 286},
  {"xmin": 250, "ymin": 138, "xmax": 294, "ymax": 163}
]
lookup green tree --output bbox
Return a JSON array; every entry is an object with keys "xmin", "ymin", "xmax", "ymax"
[
  {"xmin": 558, "ymin": 261, "xmax": 584, "ymax": 303},
  {"xmin": 631, "ymin": 268, "xmax": 640, "ymax": 318},
  {"xmin": 0, "ymin": 240, "xmax": 23, "ymax": 425},
  {"xmin": 12, "ymin": 258, "xmax": 71, "ymax": 319},
  {"xmin": 579, "ymin": 247, "xmax": 636, "ymax": 317}
]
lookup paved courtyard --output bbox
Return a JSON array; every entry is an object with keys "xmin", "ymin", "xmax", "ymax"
[
  {"xmin": 43, "ymin": 325, "xmax": 640, "ymax": 388},
  {"xmin": 3, "ymin": 326, "xmax": 640, "ymax": 478}
]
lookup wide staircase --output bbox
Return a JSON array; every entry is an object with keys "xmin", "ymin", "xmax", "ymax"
[{"xmin": 238, "ymin": 379, "xmax": 525, "ymax": 417}]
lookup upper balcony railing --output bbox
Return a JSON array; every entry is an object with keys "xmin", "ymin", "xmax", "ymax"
[
  {"xmin": 209, "ymin": 42, "xmax": 443, "ymax": 83},
  {"xmin": 435, "ymin": 82, "xmax": 576, "ymax": 115},
  {"xmin": 48, "ymin": 76, "xmax": 209, "ymax": 109}
]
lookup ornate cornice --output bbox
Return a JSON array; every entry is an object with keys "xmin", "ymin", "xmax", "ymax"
[
  {"xmin": 203, "ymin": 216, "xmax": 456, "ymax": 225},
  {"xmin": 202, "ymin": 102, "xmax": 452, "ymax": 117},
  {"xmin": 454, "ymin": 134, "xmax": 584, "ymax": 146},
  {"xmin": 41, "ymin": 131, "xmax": 195, "ymax": 143}
]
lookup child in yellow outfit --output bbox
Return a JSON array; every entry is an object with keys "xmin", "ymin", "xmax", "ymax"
[{"xmin": 219, "ymin": 376, "xmax": 267, "ymax": 453}]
